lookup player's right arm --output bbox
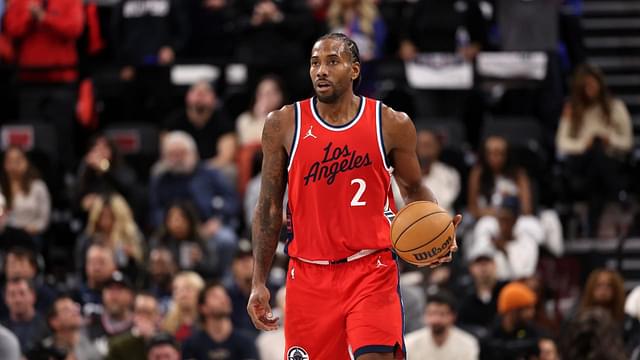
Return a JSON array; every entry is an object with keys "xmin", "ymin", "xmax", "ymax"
[{"xmin": 247, "ymin": 105, "xmax": 292, "ymax": 331}]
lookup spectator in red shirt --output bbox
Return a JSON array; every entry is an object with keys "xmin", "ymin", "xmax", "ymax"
[{"xmin": 4, "ymin": 0, "xmax": 84, "ymax": 171}]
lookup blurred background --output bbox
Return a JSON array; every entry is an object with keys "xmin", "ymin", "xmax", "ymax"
[{"xmin": 0, "ymin": 0, "xmax": 639, "ymax": 359}]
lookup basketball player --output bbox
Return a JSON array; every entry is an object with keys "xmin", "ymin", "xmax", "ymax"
[{"xmin": 247, "ymin": 33, "xmax": 462, "ymax": 360}]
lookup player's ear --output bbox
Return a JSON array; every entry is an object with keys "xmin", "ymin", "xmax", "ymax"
[{"xmin": 351, "ymin": 62, "xmax": 361, "ymax": 82}]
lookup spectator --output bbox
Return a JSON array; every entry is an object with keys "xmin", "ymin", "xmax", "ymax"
[
  {"xmin": 577, "ymin": 268, "xmax": 626, "ymax": 325},
  {"xmin": 162, "ymin": 271, "xmax": 204, "ymax": 342},
  {"xmin": 416, "ymin": 129, "xmax": 461, "ymax": 213},
  {"xmin": 76, "ymin": 135, "xmax": 139, "ymax": 214},
  {"xmin": 150, "ymin": 131, "xmax": 239, "ymax": 274},
  {"xmin": 236, "ymin": 75, "xmax": 286, "ymax": 194},
  {"xmin": 327, "ymin": 0, "xmax": 385, "ymax": 62},
  {"xmin": 146, "ymin": 333, "xmax": 181, "ymax": 360},
  {"xmin": 468, "ymin": 135, "xmax": 533, "ymax": 219},
  {"xmin": 561, "ymin": 308, "xmax": 626, "ymax": 360},
  {"xmin": 27, "ymin": 296, "xmax": 102, "ymax": 360},
  {"xmin": 399, "ymin": 0, "xmax": 487, "ymax": 61},
  {"xmin": 234, "ymin": 0, "xmax": 313, "ymax": 71},
  {"xmin": 556, "ymin": 64, "xmax": 633, "ymax": 237},
  {"xmin": 75, "ymin": 193, "xmax": 144, "ymax": 279},
  {"xmin": 106, "ymin": 293, "xmax": 162, "ymax": 360},
  {"xmin": 163, "ymin": 81, "xmax": 237, "ymax": 175},
  {"xmin": 146, "ymin": 247, "xmax": 178, "ymax": 314},
  {"xmin": 1, "ymin": 278, "xmax": 49, "ymax": 354},
  {"xmin": 0, "ymin": 146, "xmax": 51, "ymax": 240},
  {"xmin": 1, "ymin": 247, "xmax": 57, "ymax": 318},
  {"xmin": 0, "ymin": 324, "xmax": 20, "ymax": 360},
  {"xmin": 495, "ymin": 0, "xmax": 560, "ymax": 52},
  {"xmin": 470, "ymin": 196, "xmax": 542, "ymax": 280},
  {"xmin": 4, "ymin": 0, "xmax": 84, "ymax": 170},
  {"xmin": 0, "ymin": 196, "xmax": 38, "ymax": 252},
  {"xmin": 236, "ymin": 75, "xmax": 286, "ymax": 146},
  {"xmin": 182, "ymin": 282, "xmax": 258, "ymax": 360},
  {"xmin": 112, "ymin": 0, "xmax": 189, "ymax": 69},
  {"xmin": 405, "ymin": 291, "xmax": 480, "ymax": 360},
  {"xmin": 225, "ymin": 240, "xmax": 258, "ymax": 338},
  {"xmin": 184, "ymin": 0, "xmax": 237, "ymax": 61},
  {"xmin": 87, "ymin": 271, "xmax": 134, "ymax": 356},
  {"xmin": 539, "ymin": 336, "xmax": 560, "ymax": 360},
  {"xmin": 483, "ymin": 282, "xmax": 541, "ymax": 360},
  {"xmin": 150, "ymin": 202, "xmax": 218, "ymax": 277},
  {"xmin": 256, "ymin": 286, "xmax": 285, "ymax": 360},
  {"xmin": 327, "ymin": 0, "xmax": 385, "ymax": 94},
  {"xmin": 111, "ymin": 0, "xmax": 189, "ymax": 123},
  {"xmin": 77, "ymin": 243, "xmax": 117, "ymax": 316},
  {"xmin": 457, "ymin": 251, "xmax": 506, "ymax": 335}
]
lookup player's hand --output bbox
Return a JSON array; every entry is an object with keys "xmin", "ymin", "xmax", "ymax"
[
  {"xmin": 247, "ymin": 283, "xmax": 279, "ymax": 331},
  {"xmin": 427, "ymin": 214, "xmax": 462, "ymax": 268}
]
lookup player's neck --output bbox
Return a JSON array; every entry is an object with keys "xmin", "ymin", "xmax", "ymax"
[{"xmin": 315, "ymin": 92, "xmax": 360, "ymax": 126}]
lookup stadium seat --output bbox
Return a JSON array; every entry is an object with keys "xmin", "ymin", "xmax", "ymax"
[{"xmin": 104, "ymin": 122, "xmax": 159, "ymax": 180}]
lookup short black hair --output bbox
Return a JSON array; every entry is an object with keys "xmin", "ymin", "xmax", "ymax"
[
  {"xmin": 5, "ymin": 246, "xmax": 38, "ymax": 271},
  {"xmin": 145, "ymin": 332, "xmax": 180, "ymax": 354},
  {"xmin": 316, "ymin": 33, "xmax": 362, "ymax": 90},
  {"xmin": 426, "ymin": 291, "xmax": 457, "ymax": 313},
  {"xmin": 198, "ymin": 281, "xmax": 225, "ymax": 307},
  {"xmin": 47, "ymin": 294, "xmax": 75, "ymax": 326}
]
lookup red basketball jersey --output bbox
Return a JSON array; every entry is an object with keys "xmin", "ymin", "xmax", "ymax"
[{"xmin": 286, "ymin": 96, "xmax": 396, "ymax": 261}]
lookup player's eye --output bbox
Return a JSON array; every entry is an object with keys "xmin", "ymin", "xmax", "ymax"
[{"xmin": 330, "ymin": 60, "xmax": 339, "ymax": 65}]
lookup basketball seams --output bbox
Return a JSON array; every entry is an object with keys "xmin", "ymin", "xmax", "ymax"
[
  {"xmin": 395, "ymin": 220, "xmax": 453, "ymax": 253},
  {"xmin": 392, "ymin": 211, "xmax": 448, "ymax": 247}
]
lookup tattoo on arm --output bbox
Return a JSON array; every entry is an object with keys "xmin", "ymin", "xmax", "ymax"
[{"xmin": 252, "ymin": 111, "xmax": 288, "ymax": 285}]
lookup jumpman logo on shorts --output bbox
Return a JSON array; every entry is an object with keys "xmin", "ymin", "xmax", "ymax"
[
  {"xmin": 303, "ymin": 126, "xmax": 317, "ymax": 139},
  {"xmin": 375, "ymin": 256, "xmax": 388, "ymax": 268}
]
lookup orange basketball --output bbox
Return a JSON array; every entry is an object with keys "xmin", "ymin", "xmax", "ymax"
[{"xmin": 391, "ymin": 201, "xmax": 455, "ymax": 266}]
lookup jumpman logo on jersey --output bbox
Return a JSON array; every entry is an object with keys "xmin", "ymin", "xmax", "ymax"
[
  {"xmin": 375, "ymin": 256, "xmax": 388, "ymax": 269},
  {"xmin": 303, "ymin": 126, "xmax": 317, "ymax": 139}
]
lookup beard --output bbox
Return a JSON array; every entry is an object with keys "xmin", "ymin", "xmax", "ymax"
[
  {"xmin": 316, "ymin": 91, "xmax": 340, "ymax": 104},
  {"xmin": 431, "ymin": 324, "xmax": 446, "ymax": 336}
]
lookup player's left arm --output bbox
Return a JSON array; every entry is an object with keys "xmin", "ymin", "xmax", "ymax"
[{"xmin": 382, "ymin": 105, "xmax": 462, "ymax": 266}]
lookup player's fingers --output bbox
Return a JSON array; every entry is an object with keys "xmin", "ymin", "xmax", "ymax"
[
  {"xmin": 452, "ymin": 214, "xmax": 463, "ymax": 227},
  {"xmin": 450, "ymin": 236, "xmax": 459, "ymax": 252},
  {"xmin": 249, "ymin": 299, "xmax": 280, "ymax": 331}
]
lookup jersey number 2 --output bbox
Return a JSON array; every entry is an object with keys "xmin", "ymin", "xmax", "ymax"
[{"xmin": 350, "ymin": 178, "xmax": 367, "ymax": 207}]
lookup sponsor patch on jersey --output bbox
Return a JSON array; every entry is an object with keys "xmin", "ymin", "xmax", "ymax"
[{"xmin": 287, "ymin": 346, "xmax": 310, "ymax": 360}]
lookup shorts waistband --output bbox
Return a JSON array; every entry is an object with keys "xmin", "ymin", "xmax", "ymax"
[{"xmin": 294, "ymin": 249, "xmax": 387, "ymax": 265}]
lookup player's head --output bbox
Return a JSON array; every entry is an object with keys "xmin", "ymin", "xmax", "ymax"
[{"xmin": 310, "ymin": 33, "xmax": 361, "ymax": 103}]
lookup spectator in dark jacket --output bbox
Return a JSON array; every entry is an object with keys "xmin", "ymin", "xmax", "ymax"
[
  {"xmin": 112, "ymin": 0, "xmax": 189, "ymax": 68},
  {"xmin": 150, "ymin": 202, "xmax": 219, "ymax": 278},
  {"xmin": 483, "ymin": 282, "xmax": 541, "ymax": 360},
  {"xmin": 150, "ymin": 131, "xmax": 239, "ymax": 277},
  {"xmin": 76, "ymin": 135, "xmax": 138, "ymax": 215},
  {"xmin": 184, "ymin": 0, "xmax": 237, "ymax": 61},
  {"xmin": 112, "ymin": 0, "xmax": 189, "ymax": 123}
]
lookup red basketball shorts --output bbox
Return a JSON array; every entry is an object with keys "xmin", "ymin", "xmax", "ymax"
[{"xmin": 284, "ymin": 250, "xmax": 405, "ymax": 360}]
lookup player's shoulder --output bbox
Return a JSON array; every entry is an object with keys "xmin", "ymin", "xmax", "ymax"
[
  {"xmin": 378, "ymin": 102, "xmax": 412, "ymax": 127},
  {"xmin": 377, "ymin": 102, "xmax": 416, "ymax": 147},
  {"xmin": 264, "ymin": 104, "xmax": 296, "ymax": 135}
]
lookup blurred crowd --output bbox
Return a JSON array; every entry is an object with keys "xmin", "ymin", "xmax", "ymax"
[{"xmin": 0, "ymin": 0, "xmax": 638, "ymax": 359}]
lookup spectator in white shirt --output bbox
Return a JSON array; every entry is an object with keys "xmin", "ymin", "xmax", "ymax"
[
  {"xmin": 416, "ymin": 129, "xmax": 460, "ymax": 213},
  {"xmin": 406, "ymin": 291, "xmax": 479, "ymax": 360},
  {"xmin": 470, "ymin": 196, "xmax": 542, "ymax": 281}
]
